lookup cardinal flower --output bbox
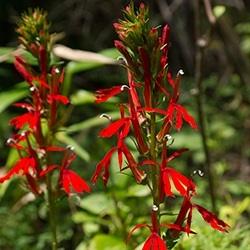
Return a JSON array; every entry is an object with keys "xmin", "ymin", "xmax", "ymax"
[
  {"xmin": 173, "ymin": 189, "xmax": 230, "ymax": 235},
  {"xmin": 0, "ymin": 157, "xmax": 36, "ymax": 183},
  {"xmin": 58, "ymin": 149, "xmax": 91, "ymax": 194},
  {"xmin": 128, "ymin": 205, "xmax": 168, "ymax": 250}
]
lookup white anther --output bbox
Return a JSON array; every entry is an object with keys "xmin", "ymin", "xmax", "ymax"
[
  {"xmin": 6, "ymin": 138, "xmax": 15, "ymax": 144},
  {"xmin": 66, "ymin": 145, "xmax": 75, "ymax": 151},
  {"xmin": 193, "ymin": 169, "xmax": 204, "ymax": 177},
  {"xmin": 21, "ymin": 132, "xmax": 26, "ymax": 137},
  {"xmin": 152, "ymin": 205, "xmax": 158, "ymax": 212},
  {"xmin": 99, "ymin": 113, "xmax": 112, "ymax": 121},
  {"xmin": 178, "ymin": 69, "xmax": 184, "ymax": 76},
  {"xmin": 121, "ymin": 85, "xmax": 130, "ymax": 91},
  {"xmin": 55, "ymin": 68, "xmax": 60, "ymax": 74},
  {"xmin": 30, "ymin": 86, "xmax": 37, "ymax": 92},
  {"xmin": 160, "ymin": 43, "xmax": 168, "ymax": 50},
  {"xmin": 165, "ymin": 134, "xmax": 172, "ymax": 141}
]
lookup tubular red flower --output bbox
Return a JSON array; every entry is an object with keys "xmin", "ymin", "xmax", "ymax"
[
  {"xmin": 14, "ymin": 56, "xmax": 33, "ymax": 85},
  {"xmin": 95, "ymin": 85, "xmax": 124, "ymax": 103},
  {"xmin": 194, "ymin": 204, "xmax": 230, "ymax": 232},
  {"xmin": 47, "ymin": 94, "xmax": 70, "ymax": 105},
  {"xmin": 10, "ymin": 111, "xmax": 39, "ymax": 130},
  {"xmin": 143, "ymin": 233, "xmax": 167, "ymax": 250},
  {"xmin": 91, "ymin": 147, "xmax": 117, "ymax": 186},
  {"xmin": 0, "ymin": 157, "xmax": 36, "ymax": 183},
  {"xmin": 120, "ymin": 142, "xmax": 145, "ymax": 183},
  {"xmin": 61, "ymin": 169, "xmax": 91, "ymax": 194},
  {"xmin": 162, "ymin": 167, "xmax": 196, "ymax": 197},
  {"xmin": 99, "ymin": 118, "xmax": 130, "ymax": 138}
]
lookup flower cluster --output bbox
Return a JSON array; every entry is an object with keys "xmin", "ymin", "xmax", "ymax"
[
  {"xmin": 0, "ymin": 9, "xmax": 90, "ymax": 196},
  {"xmin": 92, "ymin": 3, "xmax": 228, "ymax": 249}
]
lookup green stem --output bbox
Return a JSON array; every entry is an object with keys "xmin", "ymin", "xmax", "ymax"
[
  {"xmin": 46, "ymin": 174, "xmax": 58, "ymax": 250},
  {"xmin": 149, "ymin": 111, "xmax": 161, "ymax": 233}
]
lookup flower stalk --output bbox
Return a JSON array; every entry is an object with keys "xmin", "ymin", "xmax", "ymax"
[
  {"xmin": 92, "ymin": 3, "xmax": 229, "ymax": 249},
  {"xmin": 0, "ymin": 9, "xmax": 90, "ymax": 249}
]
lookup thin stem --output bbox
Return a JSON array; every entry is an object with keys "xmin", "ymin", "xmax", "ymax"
[
  {"xmin": 194, "ymin": 0, "xmax": 217, "ymax": 213},
  {"xmin": 149, "ymin": 110, "xmax": 161, "ymax": 235},
  {"xmin": 46, "ymin": 174, "xmax": 58, "ymax": 250}
]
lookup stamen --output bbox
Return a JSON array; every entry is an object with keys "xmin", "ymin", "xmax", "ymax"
[
  {"xmin": 30, "ymin": 86, "xmax": 37, "ymax": 92},
  {"xmin": 160, "ymin": 43, "xmax": 168, "ymax": 50},
  {"xmin": 165, "ymin": 134, "xmax": 172, "ymax": 141},
  {"xmin": 99, "ymin": 113, "xmax": 112, "ymax": 121},
  {"xmin": 192, "ymin": 169, "xmax": 204, "ymax": 177},
  {"xmin": 66, "ymin": 145, "xmax": 75, "ymax": 151},
  {"xmin": 152, "ymin": 204, "xmax": 158, "ymax": 212},
  {"xmin": 177, "ymin": 69, "xmax": 184, "ymax": 76},
  {"xmin": 6, "ymin": 138, "xmax": 15, "ymax": 145},
  {"xmin": 121, "ymin": 85, "xmax": 130, "ymax": 91}
]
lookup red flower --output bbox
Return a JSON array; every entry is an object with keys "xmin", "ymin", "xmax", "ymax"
[
  {"xmin": 162, "ymin": 167, "xmax": 195, "ymax": 197},
  {"xmin": 0, "ymin": 157, "xmax": 36, "ymax": 183},
  {"xmin": 61, "ymin": 169, "xmax": 91, "ymax": 194},
  {"xmin": 99, "ymin": 118, "xmax": 130, "ymax": 138},
  {"xmin": 160, "ymin": 142, "xmax": 195, "ymax": 197},
  {"xmin": 10, "ymin": 112, "xmax": 39, "ymax": 130},
  {"xmin": 194, "ymin": 204, "xmax": 230, "ymax": 232},
  {"xmin": 143, "ymin": 232, "xmax": 167, "ymax": 250},
  {"xmin": 119, "ymin": 142, "xmax": 146, "ymax": 183},
  {"xmin": 95, "ymin": 85, "xmax": 124, "ymax": 103},
  {"xmin": 173, "ymin": 190, "xmax": 229, "ymax": 235},
  {"xmin": 128, "ymin": 206, "xmax": 168, "ymax": 250},
  {"xmin": 59, "ymin": 150, "xmax": 91, "ymax": 194},
  {"xmin": 91, "ymin": 147, "xmax": 117, "ymax": 186},
  {"xmin": 47, "ymin": 94, "xmax": 69, "ymax": 105},
  {"xmin": 14, "ymin": 56, "xmax": 33, "ymax": 85}
]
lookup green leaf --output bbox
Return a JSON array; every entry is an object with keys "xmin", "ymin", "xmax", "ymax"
[
  {"xmin": 56, "ymin": 132, "xmax": 90, "ymax": 162},
  {"xmin": 0, "ymin": 47, "xmax": 38, "ymax": 65},
  {"xmin": 0, "ymin": 82, "xmax": 28, "ymax": 113},
  {"xmin": 65, "ymin": 112, "xmax": 120, "ymax": 134},
  {"xmin": 89, "ymin": 234, "xmax": 126, "ymax": 250},
  {"xmin": 79, "ymin": 193, "xmax": 115, "ymax": 215},
  {"xmin": 70, "ymin": 90, "xmax": 95, "ymax": 105}
]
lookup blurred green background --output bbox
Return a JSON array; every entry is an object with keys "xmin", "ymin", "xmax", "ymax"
[{"xmin": 0, "ymin": 0, "xmax": 250, "ymax": 249}]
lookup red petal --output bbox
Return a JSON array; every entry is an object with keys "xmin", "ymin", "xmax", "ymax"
[
  {"xmin": 166, "ymin": 168, "xmax": 196, "ymax": 196},
  {"xmin": 40, "ymin": 165, "xmax": 59, "ymax": 177},
  {"xmin": 14, "ymin": 56, "xmax": 33, "ymax": 84},
  {"xmin": 14, "ymin": 102, "xmax": 33, "ymax": 111},
  {"xmin": 144, "ymin": 108, "xmax": 168, "ymax": 116},
  {"xmin": 10, "ymin": 112, "xmax": 36, "ymax": 130},
  {"xmin": 194, "ymin": 204, "xmax": 230, "ymax": 232},
  {"xmin": 45, "ymin": 146, "xmax": 66, "ymax": 152},
  {"xmin": 167, "ymin": 148, "xmax": 188, "ymax": 162},
  {"xmin": 99, "ymin": 118, "xmax": 129, "ymax": 138},
  {"xmin": 95, "ymin": 85, "xmax": 123, "ymax": 103},
  {"xmin": 62, "ymin": 169, "xmax": 91, "ymax": 194},
  {"xmin": 161, "ymin": 25, "xmax": 170, "ymax": 46},
  {"xmin": 143, "ymin": 233, "xmax": 167, "ymax": 250},
  {"xmin": 167, "ymin": 72, "xmax": 175, "ymax": 88},
  {"xmin": 120, "ymin": 143, "xmax": 145, "ymax": 183},
  {"xmin": 166, "ymin": 223, "xmax": 196, "ymax": 234},
  {"xmin": 175, "ymin": 104, "xmax": 198, "ymax": 130},
  {"xmin": 162, "ymin": 170, "xmax": 174, "ymax": 197},
  {"xmin": 0, "ymin": 157, "xmax": 36, "ymax": 183},
  {"xmin": 47, "ymin": 94, "xmax": 70, "ymax": 105},
  {"xmin": 91, "ymin": 147, "xmax": 116, "ymax": 185}
]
